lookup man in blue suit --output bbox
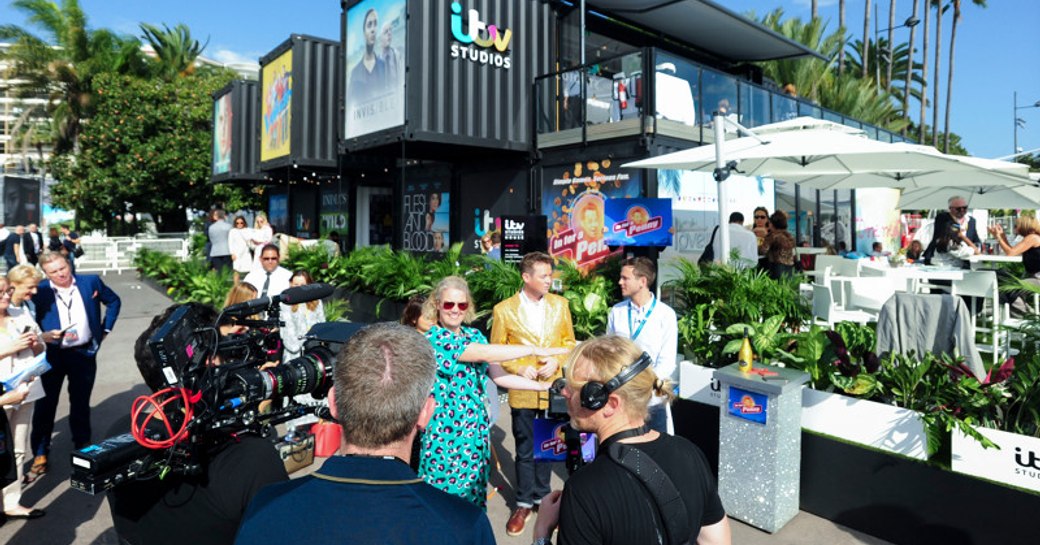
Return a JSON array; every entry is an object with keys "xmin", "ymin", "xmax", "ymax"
[{"xmin": 29, "ymin": 251, "xmax": 121, "ymax": 474}]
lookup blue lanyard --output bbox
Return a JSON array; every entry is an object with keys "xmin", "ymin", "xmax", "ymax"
[{"xmin": 627, "ymin": 296, "xmax": 656, "ymax": 341}]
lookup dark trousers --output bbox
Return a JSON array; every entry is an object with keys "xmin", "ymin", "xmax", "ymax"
[
  {"xmin": 210, "ymin": 255, "xmax": 231, "ymax": 271},
  {"xmin": 511, "ymin": 408, "xmax": 553, "ymax": 507},
  {"xmin": 31, "ymin": 347, "xmax": 98, "ymax": 456}
]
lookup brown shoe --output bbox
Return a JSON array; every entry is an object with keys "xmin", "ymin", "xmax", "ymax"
[{"xmin": 506, "ymin": 507, "xmax": 533, "ymax": 537}]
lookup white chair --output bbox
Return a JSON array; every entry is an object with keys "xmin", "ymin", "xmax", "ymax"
[
  {"xmin": 815, "ymin": 255, "xmax": 860, "ymax": 278},
  {"xmin": 845, "ymin": 277, "xmax": 900, "ymax": 314},
  {"xmin": 812, "ymin": 283, "xmax": 876, "ymax": 327},
  {"xmin": 1001, "ymin": 291, "xmax": 1040, "ymax": 357},
  {"xmin": 950, "ymin": 271, "xmax": 1000, "ymax": 365}
]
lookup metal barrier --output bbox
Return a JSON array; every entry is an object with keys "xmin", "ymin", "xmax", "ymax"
[{"xmin": 75, "ymin": 237, "xmax": 191, "ymax": 274}]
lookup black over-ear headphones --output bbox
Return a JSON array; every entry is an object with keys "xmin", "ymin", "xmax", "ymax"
[{"xmin": 580, "ymin": 352, "xmax": 653, "ymax": 410}]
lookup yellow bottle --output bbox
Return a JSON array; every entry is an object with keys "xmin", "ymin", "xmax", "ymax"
[{"xmin": 738, "ymin": 327, "xmax": 754, "ymax": 373}]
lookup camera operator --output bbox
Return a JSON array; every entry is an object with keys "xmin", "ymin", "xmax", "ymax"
[
  {"xmin": 107, "ymin": 303, "xmax": 288, "ymax": 545},
  {"xmin": 532, "ymin": 335, "xmax": 731, "ymax": 545},
  {"xmin": 233, "ymin": 322, "xmax": 495, "ymax": 545}
]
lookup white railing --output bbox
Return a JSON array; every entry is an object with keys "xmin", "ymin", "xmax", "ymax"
[{"xmin": 74, "ymin": 236, "xmax": 191, "ymax": 274}]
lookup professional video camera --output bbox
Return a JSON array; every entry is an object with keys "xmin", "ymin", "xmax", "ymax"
[
  {"xmin": 71, "ymin": 283, "xmax": 359, "ymax": 495},
  {"xmin": 548, "ymin": 378, "xmax": 587, "ymax": 474}
]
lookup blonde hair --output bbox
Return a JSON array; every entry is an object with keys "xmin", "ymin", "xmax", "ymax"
[
  {"xmin": 423, "ymin": 276, "xmax": 477, "ymax": 325},
  {"xmin": 564, "ymin": 335, "xmax": 673, "ymax": 421},
  {"xmin": 7, "ymin": 264, "xmax": 42, "ymax": 287},
  {"xmin": 1016, "ymin": 216, "xmax": 1040, "ymax": 237},
  {"xmin": 224, "ymin": 282, "xmax": 258, "ymax": 310}
]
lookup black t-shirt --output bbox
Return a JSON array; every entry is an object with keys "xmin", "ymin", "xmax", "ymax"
[
  {"xmin": 558, "ymin": 433, "xmax": 725, "ymax": 545},
  {"xmin": 106, "ymin": 419, "xmax": 288, "ymax": 545}
]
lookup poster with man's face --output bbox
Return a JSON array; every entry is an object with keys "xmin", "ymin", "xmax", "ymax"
[{"xmin": 345, "ymin": 0, "xmax": 406, "ymax": 139}]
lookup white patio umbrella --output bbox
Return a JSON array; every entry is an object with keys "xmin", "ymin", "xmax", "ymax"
[
  {"xmin": 796, "ymin": 152, "xmax": 1032, "ymax": 191},
  {"xmin": 623, "ymin": 128, "xmax": 975, "ymax": 182},
  {"xmin": 623, "ymin": 118, "xmax": 988, "ymax": 262},
  {"xmin": 898, "ymin": 182, "xmax": 1040, "ymax": 210}
]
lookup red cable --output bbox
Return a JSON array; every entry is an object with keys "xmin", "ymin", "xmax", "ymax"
[{"xmin": 130, "ymin": 387, "xmax": 196, "ymax": 449}]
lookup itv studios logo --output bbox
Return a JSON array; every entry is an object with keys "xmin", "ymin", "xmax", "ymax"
[{"xmin": 449, "ymin": 1, "xmax": 513, "ymax": 70}]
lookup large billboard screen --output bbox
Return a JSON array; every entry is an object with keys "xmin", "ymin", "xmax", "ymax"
[
  {"xmin": 261, "ymin": 50, "xmax": 292, "ymax": 162},
  {"xmin": 345, "ymin": 0, "xmax": 406, "ymax": 140},
  {"xmin": 213, "ymin": 92, "xmax": 232, "ymax": 175},
  {"xmin": 541, "ymin": 158, "xmax": 642, "ymax": 269}
]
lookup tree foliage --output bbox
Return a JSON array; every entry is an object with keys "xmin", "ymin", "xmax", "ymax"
[
  {"xmin": 0, "ymin": 0, "xmax": 148, "ymax": 154},
  {"xmin": 140, "ymin": 22, "xmax": 209, "ymax": 80},
  {"xmin": 48, "ymin": 70, "xmax": 260, "ymax": 232}
]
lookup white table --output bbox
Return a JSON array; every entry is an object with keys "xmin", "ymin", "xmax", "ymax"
[
  {"xmin": 859, "ymin": 264, "xmax": 964, "ymax": 292},
  {"xmin": 968, "ymin": 254, "xmax": 1022, "ymax": 270},
  {"xmin": 795, "ymin": 247, "xmax": 828, "ymax": 256}
]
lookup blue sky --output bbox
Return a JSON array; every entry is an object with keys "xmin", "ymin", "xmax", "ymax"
[{"xmin": 2, "ymin": 0, "xmax": 1037, "ymax": 159}]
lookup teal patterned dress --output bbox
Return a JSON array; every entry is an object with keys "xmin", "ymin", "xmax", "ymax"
[{"xmin": 419, "ymin": 324, "xmax": 491, "ymax": 508}]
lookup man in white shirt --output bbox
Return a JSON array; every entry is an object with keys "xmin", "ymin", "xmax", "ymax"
[
  {"xmin": 713, "ymin": 212, "xmax": 759, "ymax": 268},
  {"xmin": 606, "ymin": 257, "xmax": 678, "ymax": 434},
  {"xmin": 242, "ymin": 244, "xmax": 292, "ymax": 300}
]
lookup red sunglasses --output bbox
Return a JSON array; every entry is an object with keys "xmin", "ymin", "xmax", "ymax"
[{"xmin": 441, "ymin": 301, "xmax": 470, "ymax": 311}]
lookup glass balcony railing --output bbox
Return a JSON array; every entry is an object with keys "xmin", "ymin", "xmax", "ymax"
[{"xmin": 535, "ymin": 47, "xmax": 909, "ymax": 148}]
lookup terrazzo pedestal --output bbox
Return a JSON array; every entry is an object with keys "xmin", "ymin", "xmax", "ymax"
[{"xmin": 714, "ymin": 363, "xmax": 809, "ymax": 533}]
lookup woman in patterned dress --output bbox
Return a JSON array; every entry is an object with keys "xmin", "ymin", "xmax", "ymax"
[{"xmin": 419, "ymin": 276, "xmax": 567, "ymax": 508}]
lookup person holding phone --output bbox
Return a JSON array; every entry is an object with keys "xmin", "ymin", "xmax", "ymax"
[
  {"xmin": 29, "ymin": 252, "xmax": 121, "ymax": 479},
  {"xmin": 0, "ymin": 275, "xmax": 46, "ymax": 518}
]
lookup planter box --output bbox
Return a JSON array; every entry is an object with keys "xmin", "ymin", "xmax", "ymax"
[
  {"xmin": 338, "ymin": 289, "xmax": 406, "ymax": 324},
  {"xmin": 801, "ymin": 388, "xmax": 928, "ymax": 461},
  {"xmin": 952, "ymin": 425, "xmax": 1040, "ymax": 494},
  {"xmin": 681, "ymin": 361, "xmax": 928, "ymax": 460},
  {"xmin": 801, "ymin": 431, "xmax": 1040, "ymax": 545}
]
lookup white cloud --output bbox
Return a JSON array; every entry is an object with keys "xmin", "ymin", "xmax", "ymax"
[{"xmin": 210, "ymin": 48, "xmax": 261, "ymax": 66}]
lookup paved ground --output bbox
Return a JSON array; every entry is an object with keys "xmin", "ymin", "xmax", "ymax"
[{"xmin": 0, "ymin": 271, "xmax": 893, "ymax": 544}]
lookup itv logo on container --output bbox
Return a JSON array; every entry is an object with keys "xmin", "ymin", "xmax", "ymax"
[{"xmin": 449, "ymin": 1, "xmax": 513, "ymax": 69}]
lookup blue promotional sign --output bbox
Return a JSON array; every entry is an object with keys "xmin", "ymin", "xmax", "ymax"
[
  {"xmin": 603, "ymin": 198, "xmax": 673, "ymax": 247},
  {"xmin": 532, "ymin": 417, "xmax": 596, "ymax": 463},
  {"xmin": 727, "ymin": 387, "xmax": 768, "ymax": 425}
]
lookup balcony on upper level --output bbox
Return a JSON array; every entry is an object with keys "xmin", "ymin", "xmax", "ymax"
[{"xmin": 534, "ymin": 47, "xmax": 907, "ymax": 149}]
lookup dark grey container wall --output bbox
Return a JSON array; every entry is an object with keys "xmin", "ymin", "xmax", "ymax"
[
  {"xmin": 407, "ymin": 0, "xmax": 553, "ymax": 152},
  {"xmin": 259, "ymin": 35, "xmax": 341, "ymax": 170},
  {"xmin": 211, "ymin": 80, "xmax": 261, "ymax": 183}
]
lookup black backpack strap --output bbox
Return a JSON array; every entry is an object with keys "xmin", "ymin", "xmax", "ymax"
[{"xmin": 607, "ymin": 442, "xmax": 691, "ymax": 545}]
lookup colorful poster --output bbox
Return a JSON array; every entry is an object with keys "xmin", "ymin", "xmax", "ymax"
[
  {"xmin": 532, "ymin": 417, "xmax": 596, "ymax": 463},
  {"xmin": 213, "ymin": 92, "xmax": 232, "ymax": 175},
  {"xmin": 541, "ymin": 159, "xmax": 642, "ymax": 269},
  {"xmin": 604, "ymin": 198, "xmax": 672, "ymax": 247},
  {"xmin": 403, "ymin": 180, "xmax": 450, "ymax": 253},
  {"xmin": 345, "ymin": 0, "xmax": 406, "ymax": 139},
  {"xmin": 261, "ymin": 50, "xmax": 292, "ymax": 162},
  {"xmin": 727, "ymin": 387, "xmax": 768, "ymax": 425}
]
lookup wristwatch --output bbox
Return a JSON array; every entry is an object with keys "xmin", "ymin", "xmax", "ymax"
[{"xmin": 532, "ymin": 538, "xmax": 553, "ymax": 545}]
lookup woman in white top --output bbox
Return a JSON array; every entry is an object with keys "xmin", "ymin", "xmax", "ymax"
[
  {"xmin": 7, "ymin": 265, "xmax": 41, "ymax": 316},
  {"xmin": 279, "ymin": 270, "xmax": 325, "ymax": 360},
  {"xmin": 0, "ymin": 275, "xmax": 46, "ymax": 518},
  {"xmin": 250, "ymin": 214, "xmax": 274, "ymax": 270},
  {"xmin": 227, "ymin": 215, "xmax": 253, "ymax": 284}
]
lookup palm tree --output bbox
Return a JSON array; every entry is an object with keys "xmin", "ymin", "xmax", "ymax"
[
  {"xmin": 943, "ymin": 0, "xmax": 987, "ymax": 153},
  {"xmin": 862, "ymin": 0, "xmax": 872, "ymax": 78},
  {"xmin": 885, "ymin": 0, "xmax": 897, "ymax": 93},
  {"xmin": 846, "ymin": 38, "xmax": 923, "ymax": 106},
  {"xmin": 902, "ymin": 0, "xmax": 920, "ymax": 135},
  {"xmin": 812, "ymin": 0, "xmax": 819, "ymax": 20},
  {"xmin": 918, "ymin": 0, "xmax": 930, "ymax": 142},
  {"xmin": 838, "ymin": 0, "xmax": 847, "ymax": 74},
  {"xmin": 140, "ymin": 23, "xmax": 208, "ymax": 80},
  {"xmin": 755, "ymin": 9, "xmax": 845, "ymax": 101},
  {"xmin": 931, "ymin": 0, "xmax": 946, "ymax": 147},
  {"xmin": 0, "ymin": 0, "xmax": 146, "ymax": 154}
]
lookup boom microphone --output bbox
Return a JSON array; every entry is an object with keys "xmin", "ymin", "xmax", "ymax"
[
  {"xmin": 221, "ymin": 283, "xmax": 334, "ymax": 317},
  {"xmin": 280, "ymin": 283, "xmax": 334, "ymax": 306}
]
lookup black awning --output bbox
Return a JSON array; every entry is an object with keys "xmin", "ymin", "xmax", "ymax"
[{"xmin": 584, "ymin": 0, "xmax": 824, "ymax": 62}]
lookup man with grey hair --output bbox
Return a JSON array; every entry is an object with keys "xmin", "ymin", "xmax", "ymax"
[{"xmin": 234, "ymin": 323, "xmax": 495, "ymax": 545}]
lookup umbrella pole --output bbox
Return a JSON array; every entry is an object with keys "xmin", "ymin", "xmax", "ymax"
[{"xmin": 714, "ymin": 112, "xmax": 730, "ymax": 265}]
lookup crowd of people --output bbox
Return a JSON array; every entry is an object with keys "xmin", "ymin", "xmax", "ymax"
[
  {"xmin": 90, "ymin": 245, "xmax": 730, "ymax": 545},
  {"xmin": 0, "ymin": 247, "xmax": 121, "ymax": 526}
]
